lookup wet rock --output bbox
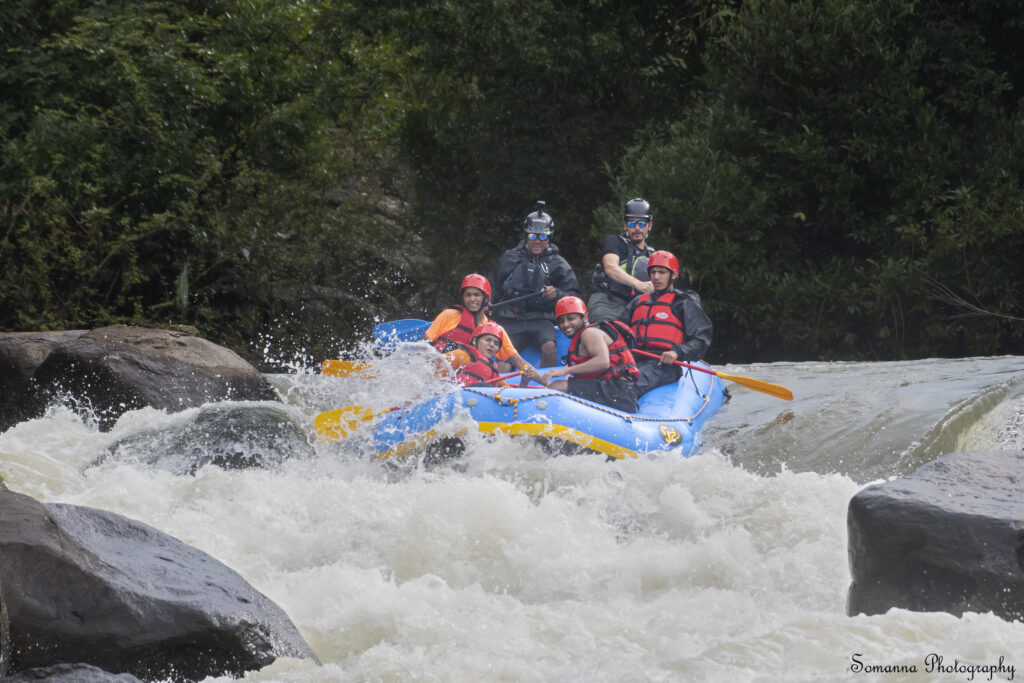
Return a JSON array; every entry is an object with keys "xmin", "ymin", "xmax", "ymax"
[
  {"xmin": 1, "ymin": 577, "xmax": 9, "ymax": 677},
  {"xmin": 847, "ymin": 449, "xmax": 1024, "ymax": 621},
  {"xmin": 101, "ymin": 403, "xmax": 315, "ymax": 474},
  {"xmin": 0, "ymin": 331, "xmax": 87, "ymax": 431},
  {"xmin": 24, "ymin": 326, "xmax": 278, "ymax": 431},
  {"xmin": 0, "ymin": 490, "xmax": 319, "ymax": 682},
  {"xmin": 5, "ymin": 663, "xmax": 144, "ymax": 682}
]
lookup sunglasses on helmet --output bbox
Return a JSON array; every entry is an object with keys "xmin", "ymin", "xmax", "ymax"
[
  {"xmin": 527, "ymin": 233, "xmax": 550, "ymax": 241},
  {"xmin": 626, "ymin": 220, "xmax": 649, "ymax": 229}
]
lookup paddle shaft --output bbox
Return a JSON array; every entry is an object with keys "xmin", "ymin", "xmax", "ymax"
[
  {"xmin": 632, "ymin": 349, "xmax": 793, "ymax": 400},
  {"xmin": 478, "ymin": 369, "xmax": 524, "ymax": 385},
  {"xmin": 631, "ymin": 349, "xmax": 715, "ymax": 375},
  {"xmin": 488, "ymin": 290, "xmax": 545, "ymax": 310}
]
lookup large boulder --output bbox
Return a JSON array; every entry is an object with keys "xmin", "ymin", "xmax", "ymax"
[
  {"xmin": 0, "ymin": 331, "xmax": 87, "ymax": 431},
  {"xmin": 24, "ymin": 326, "xmax": 278, "ymax": 431},
  {"xmin": 847, "ymin": 450, "xmax": 1024, "ymax": 620},
  {"xmin": 0, "ymin": 490, "xmax": 319, "ymax": 681}
]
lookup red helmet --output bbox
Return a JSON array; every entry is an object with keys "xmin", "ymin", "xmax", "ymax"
[
  {"xmin": 471, "ymin": 321, "xmax": 505, "ymax": 344},
  {"xmin": 648, "ymin": 250, "xmax": 679, "ymax": 277},
  {"xmin": 555, "ymin": 296, "xmax": 587, "ymax": 320},
  {"xmin": 460, "ymin": 273, "xmax": 492, "ymax": 300}
]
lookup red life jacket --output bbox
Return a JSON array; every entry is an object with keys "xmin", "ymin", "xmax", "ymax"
[
  {"xmin": 432, "ymin": 306, "xmax": 478, "ymax": 354},
  {"xmin": 630, "ymin": 290, "xmax": 685, "ymax": 352},
  {"xmin": 566, "ymin": 320, "xmax": 641, "ymax": 381},
  {"xmin": 455, "ymin": 344, "xmax": 501, "ymax": 387}
]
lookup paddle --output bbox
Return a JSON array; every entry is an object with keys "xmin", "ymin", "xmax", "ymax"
[
  {"xmin": 372, "ymin": 319, "xmax": 431, "ymax": 348},
  {"xmin": 488, "ymin": 291, "xmax": 544, "ymax": 310},
  {"xmin": 320, "ymin": 359, "xmax": 374, "ymax": 378},
  {"xmin": 314, "ymin": 370, "xmax": 524, "ymax": 439},
  {"xmin": 632, "ymin": 349, "xmax": 793, "ymax": 401}
]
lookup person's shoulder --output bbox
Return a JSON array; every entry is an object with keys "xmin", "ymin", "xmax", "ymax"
[
  {"xmin": 434, "ymin": 307, "xmax": 462, "ymax": 321},
  {"xmin": 601, "ymin": 233, "xmax": 628, "ymax": 251},
  {"xmin": 580, "ymin": 323, "xmax": 607, "ymax": 341},
  {"xmin": 671, "ymin": 288, "xmax": 702, "ymax": 304},
  {"xmin": 543, "ymin": 245, "xmax": 572, "ymax": 263}
]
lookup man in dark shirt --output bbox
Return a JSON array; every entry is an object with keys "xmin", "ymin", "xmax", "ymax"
[{"xmin": 588, "ymin": 197, "xmax": 656, "ymax": 322}]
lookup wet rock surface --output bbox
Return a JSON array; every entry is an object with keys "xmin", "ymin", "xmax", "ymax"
[
  {"xmin": 847, "ymin": 449, "xmax": 1024, "ymax": 621},
  {"xmin": 100, "ymin": 403, "xmax": 315, "ymax": 473},
  {"xmin": 0, "ymin": 489, "xmax": 318, "ymax": 681},
  {"xmin": 16, "ymin": 326, "xmax": 278, "ymax": 431},
  {"xmin": 0, "ymin": 331, "xmax": 87, "ymax": 431}
]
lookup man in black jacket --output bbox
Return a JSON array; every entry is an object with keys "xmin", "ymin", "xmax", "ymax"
[
  {"xmin": 618, "ymin": 250, "xmax": 713, "ymax": 397},
  {"xmin": 492, "ymin": 201, "xmax": 580, "ymax": 367}
]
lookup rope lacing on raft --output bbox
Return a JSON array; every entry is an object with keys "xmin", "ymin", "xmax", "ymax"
[{"xmin": 464, "ymin": 368, "xmax": 714, "ymax": 423}]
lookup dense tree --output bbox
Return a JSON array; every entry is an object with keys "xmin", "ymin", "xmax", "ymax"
[
  {"xmin": 0, "ymin": 0, "xmax": 416, "ymax": 363},
  {"xmin": 380, "ymin": 0, "xmax": 731, "ymax": 304},
  {"xmin": 2, "ymin": 0, "xmax": 1024, "ymax": 363},
  {"xmin": 608, "ymin": 0, "xmax": 1024, "ymax": 360}
]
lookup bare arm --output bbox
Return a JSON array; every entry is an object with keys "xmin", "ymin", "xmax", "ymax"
[
  {"xmin": 542, "ymin": 327, "xmax": 610, "ymax": 382},
  {"xmin": 601, "ymin": 253, "xmax": 653, "ymax": 294},
  {"xmin": 508, "ymin": 352, "xmax": 545, "ymax": 383}
]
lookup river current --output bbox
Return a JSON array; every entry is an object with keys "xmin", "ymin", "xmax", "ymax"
[{"xmin": 2, "ymin": 350, "xmax": 1023, "ymax": 682}]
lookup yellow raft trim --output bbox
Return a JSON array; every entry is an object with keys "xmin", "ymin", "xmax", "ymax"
[
  {"xmin": 376, "ymin": 427, "xmax": 470, "ymax": 461},
  {"xmin": 478, "ymin": 421, "xmax": 636, "ymax": 460},
  {"xmin": 375, "ymin": 421, "xmax": 638, "ymax": 461}
]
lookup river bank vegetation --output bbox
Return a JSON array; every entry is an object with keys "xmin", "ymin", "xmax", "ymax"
[{"xmin": 3, "ymin": 0, "xmax": 1023, "ymax": 364}]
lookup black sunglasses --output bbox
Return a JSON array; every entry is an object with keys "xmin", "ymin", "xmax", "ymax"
[
  {"xmin": 626, "ymin": 220, "xmax": 649, "ymax": 228},
  {"xmin": 527, "ymin": 233, "xmax": 550, "ymax": 241}
]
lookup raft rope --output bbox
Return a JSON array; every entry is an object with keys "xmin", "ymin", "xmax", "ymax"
[{"xmin": 464, "ymin": 367, "xmax": 715, "ymax": 424}]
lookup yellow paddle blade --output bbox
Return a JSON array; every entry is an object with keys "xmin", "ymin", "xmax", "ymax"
[
  {"xmin": 715, "ymin": 370, "xmax": 793, "ymax": 401},
  {"xmin": 320, "ymin": 359, "xmax": 375, "ymax": 378},
  {"xmin": 314, "ymin": 406, "xmax": 375, "ymax": 440}
]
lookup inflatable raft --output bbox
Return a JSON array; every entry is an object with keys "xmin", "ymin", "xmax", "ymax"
[{"xmin": 321, "ymin": 319, "xmax": 729, "ymax": 460}]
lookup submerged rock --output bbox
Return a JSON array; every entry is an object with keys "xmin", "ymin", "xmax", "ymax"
[
  {"xmin": 847, "ymin": 449, "xmax": 1024, "ymax": 621},
  {"xmin": 24, "ymin": 326, "xmax": 278, "ymax": 431},
  {"xmin": 0, "ymin": 490, "xmax": 319, "ymax": 681},
  {"xmin": 101, "ymin": 403, "xmax": 315, "ymax": 474},
  {"xmin": 5, "ymin": 663, "xmax": 144, "ymax": 682}
]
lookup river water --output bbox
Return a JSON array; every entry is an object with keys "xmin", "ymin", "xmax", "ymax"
[{"xmin": 2, "ymin": 350, "xmax": 1023, "ymax": 682}]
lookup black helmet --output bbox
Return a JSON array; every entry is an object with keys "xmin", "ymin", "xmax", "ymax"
[
  {"xmin": 624, "ymin": 197, "xmax": 652, "ymax": 220},
  {"xmin": 523, "ymin": 200, "xmax": 554, "ymax": 235}
]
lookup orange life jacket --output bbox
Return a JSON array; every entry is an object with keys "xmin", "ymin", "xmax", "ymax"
[
  {"xmin": 432, "ymin": 306, "xmax": 478, "ymax": 354},
  {"xmin": 566, "ymin": 320, "xmax": 640, "ymax": 381},
  {"xmin": 630, "ymin": 291, "xmax": 685, "ymax": 352}
]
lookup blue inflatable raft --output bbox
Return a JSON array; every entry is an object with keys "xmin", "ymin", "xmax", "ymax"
[{"xmin": 357, "ymin": 319, "xmax": 728, "ymax": 460}]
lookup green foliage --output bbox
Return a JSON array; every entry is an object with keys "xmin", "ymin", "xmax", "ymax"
[
  {"xmin": 3, "ymin": 0, "xmax": 1024, "ymax": 363},
  {"xmin": 0, "ymin": 0, "xmax": 415, "ymax": 362},
  {"xmin": 382, "ymin": 0, "xmax": 730, "ymax": 302},
  {"xmin": 609, "ymin": 0, "xmax": 1024, "ymax": 360}
]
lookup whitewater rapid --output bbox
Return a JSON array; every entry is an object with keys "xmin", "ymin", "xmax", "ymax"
[{"xmin": 2, "ymin": 353, "xmax": 1023, "ymax": 681}]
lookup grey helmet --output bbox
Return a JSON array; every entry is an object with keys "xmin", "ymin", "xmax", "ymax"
[
  {"xmin": 624, "ymin": 197, "xmax": 652, "ymax": 220},
  {"xmin": 523, "ymin": 200, "xmax": 554, "ymax": 235}
]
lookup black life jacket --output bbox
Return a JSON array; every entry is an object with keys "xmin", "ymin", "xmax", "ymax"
[
  {"xmin": 455, "ymin": 344, "xmax": 502, "ymax": 387},
  {"xmin": 432, "ymin": 306, "xmax": 478, "ymax": 354},
  {"xmin": 566, "ymin": 320, "xmax": 640, "ymax": 381},
  {"xmin": 501, "ymin": 250, "xmax": 550, "ymax": 301},
  {"xmin": 590, "ymin": 235, "xmax": 655, "ymax": 300}
]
